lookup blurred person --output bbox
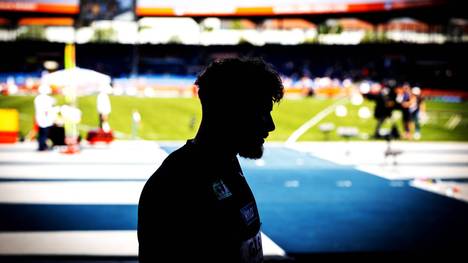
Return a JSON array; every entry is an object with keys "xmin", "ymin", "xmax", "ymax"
[
  {"xmin": 409, "ymin": 87, "xmax": 425, "ymax": 140},
  {"xmin": 393, "ymin": 83, "xmax": 412, "ymax": 139},
  {"xmin": 34, "ymin": 85, "xmax": 56, "ymax": 151},
  {"xmin": 97, "ymin": 84, "xmax": 112, "ymax": 132},
  {"xmin": 48, "ymin": 108, "xmax": 66, "ymax": 148},
  {"xmin": 299, "ymin": 75, "xmax": 315, "ymax": 97},
  {"xmin": 61, "ymin": 104, "xmax": 82, "ymax": 153},
  {"xmin": 131, "ymin": 109, "xmax": 141, "ymax": 139},
  {"xmin": 364, "ymin": 85, "xmax": 393, "ymax": 138},
  {"xmin": 138, "ymin": 58, "xmax": 284, "ymax": 263}
]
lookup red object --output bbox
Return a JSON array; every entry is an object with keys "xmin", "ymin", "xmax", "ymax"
[
  {"xmin": 86, "ymin": 129, "xmax": 114, "ymax": 145},
  {"xmin": 62, "ymin": 143, "xmax": 80, "ymax": 154},
  {"xmin": 60, "ymin": 137, "xmax": 80, "ymax": 154},
  {"xmin": 0, "ymin": 131, "xmax": 18, "ymax": 143}
]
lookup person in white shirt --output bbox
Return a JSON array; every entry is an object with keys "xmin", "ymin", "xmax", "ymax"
[{"xmin": 34, "ymin": 85, "xmax": 56, "ymax": 151}]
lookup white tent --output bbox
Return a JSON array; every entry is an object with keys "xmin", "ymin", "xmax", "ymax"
[{"xmin": 41, "ymin": 67, "xmax": 111, "ymax": 95}]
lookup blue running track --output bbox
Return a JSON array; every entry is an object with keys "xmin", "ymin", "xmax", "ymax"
[{"xmin": 1, "ymin": 144, "xmax": 467, "ymax": 258}]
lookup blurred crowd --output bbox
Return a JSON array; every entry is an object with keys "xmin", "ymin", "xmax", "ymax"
[{"xmin": 362, "ymin": 80, "xmax": 426, "ymax": 140}]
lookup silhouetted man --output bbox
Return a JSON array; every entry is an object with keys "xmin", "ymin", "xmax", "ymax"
[{"xmin": 138, "ymin": 58, "xmax": 284, "ymax": 262}]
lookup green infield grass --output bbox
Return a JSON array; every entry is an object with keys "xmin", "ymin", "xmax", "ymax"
[{"xmin": 1, "ymin": 95, "xmax": 467, "ymax": 141}]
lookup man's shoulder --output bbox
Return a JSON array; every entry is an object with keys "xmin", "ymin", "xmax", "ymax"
[
  {"xmin": 144, "ymin": 143, "xmax": 201, "ymax": 189},
  {"xmin": 160, "ymin": 143, "xmax": 199, "ymax": 173},
  {"xmin": 139, "ymin": 143, "xmax": 214, "ymax": 208}
]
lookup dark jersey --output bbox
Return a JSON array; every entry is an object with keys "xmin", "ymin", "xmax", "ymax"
[{"xmin": 138, "ymin": 140, "xmax": 263, "ymax": 263}]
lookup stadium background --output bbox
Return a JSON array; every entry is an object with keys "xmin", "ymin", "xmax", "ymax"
[{"xmin": 0, "ymin": 0, "xmax": 467, "ymax": 262}]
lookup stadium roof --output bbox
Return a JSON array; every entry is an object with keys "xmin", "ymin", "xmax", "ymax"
[{"xmin": 0, "ymin": 0, "xmax": 450, "ymax": 17}]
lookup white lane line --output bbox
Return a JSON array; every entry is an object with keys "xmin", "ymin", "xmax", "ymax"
[
  {"xmin": 0, "ymin": 152, "xmax": 167, "ymax": 165},
  {"xmin": 0, "ymin": 181, "xmax": 144, "ymax": 204},
  {"xmin": 0, "ymin": 231, "xmax": 138, "ymax": 256},
  {"xmin": 288, "ymin": 141, "xmax": 468, "ymax": 181},
  {"xmin": 410, "ymin": 180, "xmax": 468, "ymax": 203},
  {"xmin": 0, "ymin": 231, "xmax": 286, "ymax": 257},
  {"xmin": 285, "ymin": 98, "xmax": 347, "ymax": 144},
  {"xmin": 261, "ymin": 232, "xmax": 286, "ymax": 257},
  {"xmin": 0, "ymin": 165, "xmax": 155, "ymax": 180},
  {"xmin": 356, "ymin": 165, "xmax": 468, "ymax": 181},
  {"xmin": 0, "ymin": 142, "xmax": 168, "ymax": 165}
]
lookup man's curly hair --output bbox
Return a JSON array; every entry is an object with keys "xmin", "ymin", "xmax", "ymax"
[{"xmin": 195, "ymin": 58, "xmax": 284, "ymax": 112}]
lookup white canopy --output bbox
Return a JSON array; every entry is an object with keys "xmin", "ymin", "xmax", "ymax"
[{"xmin": 41, "ymin": 67, "xmax": 111, "ymax": 95}]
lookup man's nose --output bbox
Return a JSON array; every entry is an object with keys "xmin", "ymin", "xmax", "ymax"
[{"xmin": 265, "ymin": 114, "xmax": 275, "ymax": 132}]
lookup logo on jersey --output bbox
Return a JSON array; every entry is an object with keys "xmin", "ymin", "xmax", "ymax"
[
  {"xmin": 240, "ymin": 202, "xmax": 257, "ymax": 226},
  {"xmin": 212, "ymin": 179, "xmax": 232, "ymax": 200}
]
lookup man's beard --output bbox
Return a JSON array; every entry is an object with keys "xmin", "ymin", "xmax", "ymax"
[{"xmin": 238, "ymin": 143, "xmax": 264, "ymax": 159}]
